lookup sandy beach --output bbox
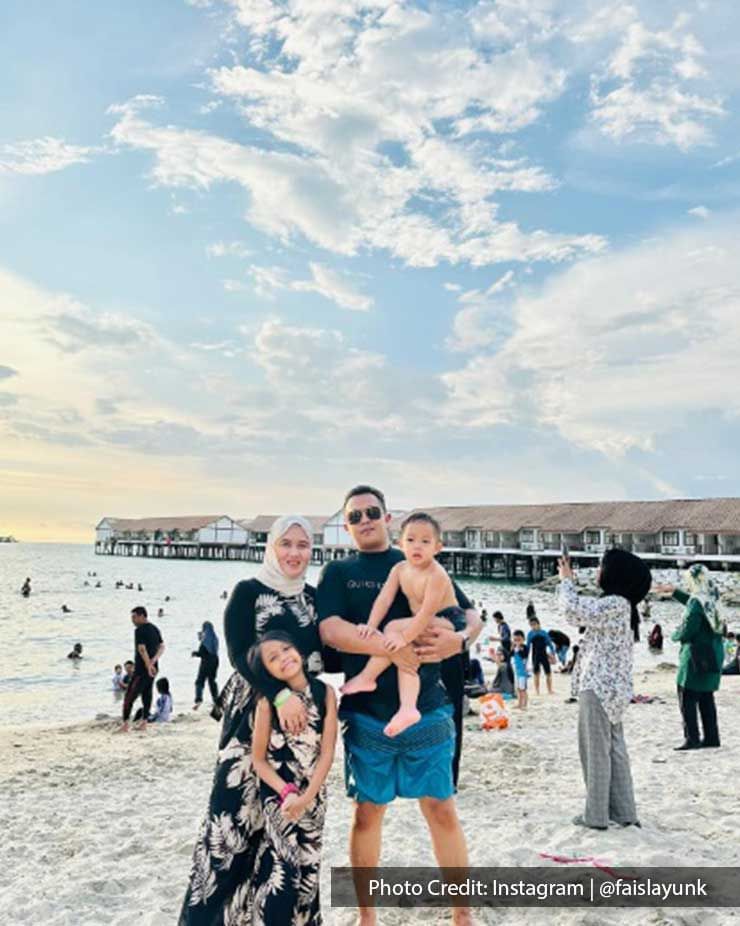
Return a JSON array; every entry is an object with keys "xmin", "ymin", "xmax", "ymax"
[{"xmin": 3, "ymin": 665, "xmax": 738, "ymax": 926}]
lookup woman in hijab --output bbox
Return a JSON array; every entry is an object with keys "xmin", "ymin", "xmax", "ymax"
[
  {"xmin": 180, "ymin": 516, "xmax": 325, "ymax": 925},
  {"xmin": 655, "ymin": 564, "xmax": 724, "ymax": 751},
  {"xmin": 558, "ymin": 548, "xmax": 651, "ymax": 830},
  {"xmin": 191, "ymin": 621, "xmax": 220, "ymax": 712}
]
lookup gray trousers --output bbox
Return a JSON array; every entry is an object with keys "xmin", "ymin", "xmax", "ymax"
[{"xmin": 578, "ymin": 690, "xmax": 637, "ymax": 827}]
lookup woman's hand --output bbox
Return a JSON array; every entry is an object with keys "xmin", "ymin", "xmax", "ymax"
[
  {"xmin": 653, "ymin": 584, "xmax": 675, "ymax": 597},
  {"xmin": 356, "ymin": 623, "xmax": 375, "ymax": 639},
  {"xmin": 558, "ymin": 556, "xmax": 573, "ymax": 580},
  {"xmin": 277, "ymin": 694, "xmax": 307, "ymax": 735}
]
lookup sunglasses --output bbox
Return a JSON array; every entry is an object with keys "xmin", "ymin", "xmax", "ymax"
[{"xmin": 346, "ymin": 505, "xmax": 383, "ymax": 525}]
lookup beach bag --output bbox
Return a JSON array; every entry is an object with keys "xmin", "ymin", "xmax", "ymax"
[{"xmin": 479, "ymin": 693, "xmax": 508, "ymax": 731}]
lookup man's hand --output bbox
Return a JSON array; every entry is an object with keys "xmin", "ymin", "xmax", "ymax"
[
  {"xmin": 147, "ymin": 663, "xmax": 157, "ymax": 678},
  {"xmin": 277, "ymin": 694, "xmax": 307, "ymax": 735},
  {"xmin": 414, "ymin": 625, "xmax": 463, "ymax": 662},
  {"xmin": 389, "ymin": 644, "xmax": 420, "ymax": 675}
]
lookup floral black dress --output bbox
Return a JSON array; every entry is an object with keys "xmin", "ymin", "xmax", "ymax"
[
  {"xmin": 249, "ymin": 682, "xmax": 327, "ymax": 925},
  {"xmin": 179, "ymin": 580, "xmax": 324, "ymax": 926}
]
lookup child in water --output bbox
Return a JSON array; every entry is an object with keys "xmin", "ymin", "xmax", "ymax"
[
  {"xmin": 249, "ymin": 630, "xmax": 337, "ymax": 925},
  {"xmin": 341, "ymin": 512, "xmax": 464, "ymax": 737}
]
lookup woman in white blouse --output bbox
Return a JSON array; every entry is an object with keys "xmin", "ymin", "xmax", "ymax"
[{"xmin": 558, "ymin": 549, "xmax": 651, "ymax": 830}]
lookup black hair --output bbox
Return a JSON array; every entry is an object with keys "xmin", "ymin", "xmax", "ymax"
[
  {"xmin": 343, "ymin": 484, "xmax": 387, "ymax": 512},
  {"xmin": 131, "ymin": 605, "xmax": 148, "ymax": 619},
  {"xmin": 247, "ymin": 631, "xmax": 326, "ymax": 728},
  {"xmin": 114, "ymin": 664, "xmax": 122, "ymax": 671},
  {"xmin": 124, "ymin": 659, "xmax": 134, "ymax": 667},
  {"xmin": 512, "ymin": 629, "xmax": 525, "ymax": 639},
  {"xmin": 74, "ymin": 642, "xmax": 82, "ymax": 651},
  {"xmin": 156, "ymin": 677, "xmax": 170, "ymax": 694},
  {"xmin": 400, "ymin": 511, "xmax": 441, "ymax": 538},
  {"xmin": 598, "ymin": 548, "xmax": 652, "ymax": 642},
  {"xmin": 528, "ymin": 615, "xmax": 540, "ymax": 625},
  {"xmin": 493, "ymin": 611, "xmax": 504, "ymax": 621}
]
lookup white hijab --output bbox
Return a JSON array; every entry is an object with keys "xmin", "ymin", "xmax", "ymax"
[{"xmin": 255, "ymin": 514, "xmax": 313, "ymax": 597}]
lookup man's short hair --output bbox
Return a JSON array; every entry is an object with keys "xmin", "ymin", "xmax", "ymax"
[
  {"xmin": 131, "ymin": 605, "xmax": 148, "ymax": 619},
  {"xmin": 493, "ymin": 610, "xmax": 504, "ymax": 621},
  {"xmin": 400, "ymin": 511, "xmax": 441, "ymax": 539},
  {"xmin": 513, "ymin": 629, "xmax": 525, "ymax": 639},
  {"xmin": 343, "ymin": 484, "xmax": 387, "ymax": 512}
]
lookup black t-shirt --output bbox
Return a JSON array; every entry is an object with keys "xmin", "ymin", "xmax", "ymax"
[
  {"xmin": 134, "ymin": 622, "xmax": 163, "ymax": 674},
  {"xmin": 315, "ymin": 548, "xmax": 471, "ymax": 721},
  {"xmin": 548, "ymin": 629, "xmax": 570, "ymax": 648}
]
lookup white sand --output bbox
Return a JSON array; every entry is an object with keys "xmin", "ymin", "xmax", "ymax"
[{"xmin": 3, "ymin": 668, "xmax": 738, "ymax": 926}]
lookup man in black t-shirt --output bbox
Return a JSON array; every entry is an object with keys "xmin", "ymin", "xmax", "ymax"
[
  {"xmin": 317, "ymin": 485, "xmax": 481, "ymax": 924},
  {"xmin": 118, "ymin": 606, "xmax": 164, "ymax": 732}
]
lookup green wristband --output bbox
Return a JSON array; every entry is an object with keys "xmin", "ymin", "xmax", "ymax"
[{"xmin": 273, "ymin": 688, "xmax": 292, "ymax": 708}]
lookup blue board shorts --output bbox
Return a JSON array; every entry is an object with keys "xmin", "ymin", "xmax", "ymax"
[{"xmin": 341, "ymin": 704, "xmax": 455, "ymax": 804}]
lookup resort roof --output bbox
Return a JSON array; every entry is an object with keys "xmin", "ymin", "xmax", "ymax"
[
  {"xmin": 240, "ymin": 515, "xmax": 332, "ymax": 534},
  {"xmin": 100, "ymin": 515, "xmax": 227, "ymax": 532},
  {"xmin": 413, "ymin": 498, "xmax": 740, "ymax": 534}
]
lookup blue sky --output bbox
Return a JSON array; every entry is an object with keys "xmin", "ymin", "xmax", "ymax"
[{"xmin": 1, "ymin": 0, "xmax": 739, "ymax": 540}]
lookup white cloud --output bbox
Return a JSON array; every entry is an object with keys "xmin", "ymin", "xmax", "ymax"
[
  {"xmin": 441, "ymin": 217, "xmax": 740, "ymax": 455},
  {"xmin": 107, "ymin": 3, "xmax": 606, "ymax": 270},
  {"xmin": 291, "ymin": 264, "xmax": 372, "ymax": 312},
  {"xmin": 0, "ymin": 137, "xmax": 95, "ymax": 175},
  {"xmin": 581, "ymin": 9, "xmax": 725, "ymax": 149},
  {"xmin": 447, "ymin": 270, "xmax": 516, "ymax": 352},
  {"xmin": 207, "ymin": 240, "xmax": 253, "ymax": 259},
  {"xmin": 688, "ymin": 205, "xmax": 710, "ymax": 219}
]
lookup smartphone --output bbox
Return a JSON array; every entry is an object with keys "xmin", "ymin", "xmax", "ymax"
[{"xmin": 561, "ymin": 543, "xmax": 570, "ymax": 559}]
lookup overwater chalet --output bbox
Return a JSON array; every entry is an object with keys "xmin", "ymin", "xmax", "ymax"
[
  {"xmin": 94, "ymin": 498, "xmax": 740, "ymax": 574},
  {"xmin": 95, "ymin": 516, "xmax": 249, "ymax": 559}
]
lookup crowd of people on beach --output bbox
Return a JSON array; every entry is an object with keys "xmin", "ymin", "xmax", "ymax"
[{"xmin": 172, "ymin": 483, "xmax": 734, "ymax": 925}]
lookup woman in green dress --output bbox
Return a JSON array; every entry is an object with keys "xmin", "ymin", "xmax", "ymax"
[{"xmin": 655, "ymin": 564, "xmax": 725, "ymax": 751}]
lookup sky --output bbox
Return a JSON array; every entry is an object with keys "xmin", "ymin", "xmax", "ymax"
[{"xmin": 1, "ymin": 0, "xmax": 739, "ymax": 541}]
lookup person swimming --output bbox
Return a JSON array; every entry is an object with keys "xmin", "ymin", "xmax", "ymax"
[
  {"xmin": 21, "ymin": 577, "xmax": 31, "ymax": 597},
  {"xmin": 67, "ymin": 643, "xmax": 83, "ymax": 660}
]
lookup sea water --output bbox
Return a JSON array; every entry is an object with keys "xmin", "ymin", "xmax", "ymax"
[{"xmin": 0, "ymin": 542, "xmax": 714, "ymax": 729}]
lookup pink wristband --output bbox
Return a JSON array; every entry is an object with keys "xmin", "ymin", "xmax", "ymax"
[{"xmin": 279, "ymin": 783, "xmax": 299, "ymax": 804}]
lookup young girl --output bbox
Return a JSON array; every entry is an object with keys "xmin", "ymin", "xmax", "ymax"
[
  {"xmin": 248, "ymin": 630, "xmax": 337, "ymax": 925},
  {"xmin": 150, "ymin": 677, "xmax": 173, "ymax": 723}
]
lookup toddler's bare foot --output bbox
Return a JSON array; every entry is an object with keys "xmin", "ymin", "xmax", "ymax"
[
  {"xmin": 341, "ymin": 676, "xmax": 377, "ymax": 696},
  {"xmin": 384, "ymin": 707, "xmax": 421, "ymax": 737},
  {"xmin": 114, "ymin": 723, "xmax": 129, "ymax": 734}
]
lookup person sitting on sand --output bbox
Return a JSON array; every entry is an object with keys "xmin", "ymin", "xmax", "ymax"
[
  {"xmin": 647, "ymin": 623, "xmax": 664, "ymax": 652},
  {"xmin": 112, "ymin": 664, "xmax": 124, "ymax": 690},
  {"xmin": 559, "ymin": 549, "xmax": 650, "ymax": 830},
  {"xmin": 247, "ymin": 630, "xmax": 338, "ymax": 924},
  {"xmin": 67, "ymin": 643, "xmax": 83, "ymax": 660},
  {"xmin": 489, "ymin": 646, "xmax": 515, "ymax": 697},
  {"xmin": 149, "ymin": 677, "xmax": 173, "ymax": 723},
  {"xmin": 341, "ymin": 512, "xmax": 466, "ymax": 737},
  {"xmin": 548, "ymin": 628, "xmax": 570, "ymax": 667},
  {"xmin": 510, "ymin": 630, "xmax": 529, "ymax": 709}
]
